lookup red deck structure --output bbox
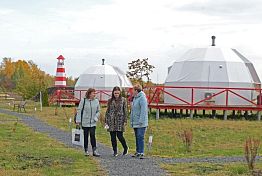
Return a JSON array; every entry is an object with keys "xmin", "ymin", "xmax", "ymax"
[{"xmin": 145, "ymin": 86, "xmax": 262, "ymax": 111}]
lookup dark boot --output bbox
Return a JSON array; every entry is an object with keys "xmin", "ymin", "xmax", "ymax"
[
  {"xmin": 113, "ymin": 150, "xmax": 118, "ymax": 157},
  {"xmin": 92, "ymin": 147, "xmax": 100, "ymax": 157},
  {"xmin": 113, "ymin": 146, "xmax": 118, "ymax": 156},
  {"xmin": 123, "ymin": 147, "xmax": 129, "ymax": 155}
]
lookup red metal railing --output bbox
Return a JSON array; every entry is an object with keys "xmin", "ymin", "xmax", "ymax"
[
  {"xmin": 144, "ymin": 86, "xmax": 262, "ymax": 110},
  {"xmin": 49, "ymin": 89, "xmax": 112, "ymax": 104},
  {"xmin": 49, "ymin": 86, "xmax": 262, "ymax": 111}
]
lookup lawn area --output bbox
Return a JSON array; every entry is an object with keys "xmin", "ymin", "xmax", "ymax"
[
  {"xmin": 0, "ymin": 113, "xmax": 105, "ymax": 176},
  {"xmin": 161, "ymin": 162, "xmax": 262, "ymax": 176},
  {"xmin": 145, "ymin": 118, "xmax": 262, "ymax": 158},
  {"xmin": 1, "ymin": 100, "xmax": 262, "ymax": 158}
]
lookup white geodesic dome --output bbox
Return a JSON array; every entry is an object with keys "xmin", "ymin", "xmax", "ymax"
[
  {"xmin": 74, "ymin": 63, "xmax": 132, "ymax": 100},
  {"xmin": 164, "ymin": 46, "xmax": 261, "ymax": 105}
]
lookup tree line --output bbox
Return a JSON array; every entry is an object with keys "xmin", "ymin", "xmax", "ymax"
[{"xmin": 0, "ymin": 57, "xmax": 75, "ymax": 99}]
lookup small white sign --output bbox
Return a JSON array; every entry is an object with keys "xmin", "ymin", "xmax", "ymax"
[{"xmin": 149, "ymin": 135, "xmax": 153, "ymax": 144}]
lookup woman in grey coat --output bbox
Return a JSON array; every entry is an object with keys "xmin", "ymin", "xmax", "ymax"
[
  {"xmin": 76, "ymin": 88, "xmax": 100, "ymax": 157},
  {"xmin": 105, "ymin": 86, "xmax": 128, "ymax": 156}
]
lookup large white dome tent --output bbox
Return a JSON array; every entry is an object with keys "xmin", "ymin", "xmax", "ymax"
[
  {"xmin": 164, "ymin": 36, "xmax": 261, "ymax": 106},
  {"xmin": 74, "ymin": 59, "xmax": 133, "ymax": 101}
]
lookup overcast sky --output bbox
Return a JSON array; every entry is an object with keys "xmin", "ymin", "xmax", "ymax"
[{"xmin": 0, "ymin": 0, "xmax": 262, "ymax": 83}]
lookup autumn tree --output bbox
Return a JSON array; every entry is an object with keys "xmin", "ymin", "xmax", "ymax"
[
  {"xmin": 1, "ymin": 57, "xmax": 15, "ymax": 79},
  {"xmin": 127, "ymin": 58, "xmax": 155, "ymax": 86},
  {"xmin": 0, "ymin": 58, "xmax": 16, "ymax": 90},
  {"xmin": 0, "ymin": 58, "xmax": 55, "ymax": 99}
]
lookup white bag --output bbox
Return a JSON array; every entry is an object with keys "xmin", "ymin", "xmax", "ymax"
[{"xmin": 72, "ymin": 128, "xmax": 84, "ymax": 147}]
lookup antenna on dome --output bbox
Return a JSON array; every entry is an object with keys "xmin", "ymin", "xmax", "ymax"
[
  {"xmin": 211, "ymin": 36, "xmax": 216, "ymax": 46},
  {"xmin": 102, "ymin": 59, "xmax": 105, "ymax": 65}
]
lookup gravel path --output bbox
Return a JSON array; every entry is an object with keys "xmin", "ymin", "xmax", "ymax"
[{"xmin": 0, "ymin": 109, "xmax": 166, "ymax": 176}]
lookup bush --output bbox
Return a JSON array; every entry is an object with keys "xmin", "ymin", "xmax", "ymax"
[
  {"xmin": 244, "ymin": 137, "xmax": 260, "ymax": 171},
  {"xmin": 177, "ymin": 128, "xmax": 193, "ymax": 152},
  {"xmin": 42, "ymin": 90, "xmax": 49, "ymax": 107}
]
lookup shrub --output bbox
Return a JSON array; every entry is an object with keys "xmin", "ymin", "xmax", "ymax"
[
  {"xmin": 42, "ymin": 90, "xmax": 49, "ymax": 107},
  {"xmin": 177, "ymin": 128, "xmax": 193, "ymax": 152},
  {"xmin": 244, "ymin": 137, "xmax": 260, "ymax": 171}
]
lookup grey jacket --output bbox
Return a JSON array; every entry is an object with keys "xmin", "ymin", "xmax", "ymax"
[{"xmin": 76, "ymin": 98, "xmax": 100, "ymax": 127}]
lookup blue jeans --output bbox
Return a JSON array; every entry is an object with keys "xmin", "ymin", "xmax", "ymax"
[{"xmin": 134, "ymin": 127, "xmax": 146, "ymax": 154}]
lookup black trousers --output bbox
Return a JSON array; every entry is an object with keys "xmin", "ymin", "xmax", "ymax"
[
  {"xmin": 82, "ymin": 127, "xmax": 96, "ymax": 151},
  {"xmin": 110, "ymin": 131, "xmax": 128, "ymax": 152}
]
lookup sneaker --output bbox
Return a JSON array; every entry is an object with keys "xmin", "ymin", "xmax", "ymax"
[
  {"xmin": 84, "ymin": 151, "xmax": 89, "ymax": 156},
  {"xmin": 113, "ymin": 152, "xmax": 118, "ymax": 157},
  {"xmin": 92, "ymin": 147, "xmax": 100, "ymax": 157},
  {"xmin": 138, "ymin": 153, "xmax": 145, "ymax": 159},
  {"xmin": 93, "ymin": 150, "xmax": 100, "ymax": 157},
  {"xmin": 123, "ymin": 147, "xmax": 129, "ymax": 155}
]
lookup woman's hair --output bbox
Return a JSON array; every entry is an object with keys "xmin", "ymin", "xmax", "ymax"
[
  {"xmin": 111, "ymin": 86, "xmax": 121, "ymax": 101},
  {"xmin": 133, "ymin": 84, "xmax": 142, "ymax": 92},
  {"xmin": 85, "ymin": 88, "xmax": 96, "ymax": 98}
]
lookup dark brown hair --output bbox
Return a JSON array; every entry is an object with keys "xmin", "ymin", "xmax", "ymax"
[
  {"xmin": 85, "ymin": 88, "xmax": 96, "ymax": 99},
  {"xmin": 111, "ymin": 86, "xmax": 121, "ymax": 101}
]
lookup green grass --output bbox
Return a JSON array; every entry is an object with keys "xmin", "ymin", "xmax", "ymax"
[
  {"xmin": 161, "ymin": 162, "xmax": 262, "ymax": 176},
  {"xmin": 0, "ymin": 113, "xmax": 105, "ymax": 176},
  {"xmin": 1, "ymin": 100, "xmax": 262, "ymax": 158}
]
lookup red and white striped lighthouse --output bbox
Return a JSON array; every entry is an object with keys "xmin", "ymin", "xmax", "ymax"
[{"xmin": 55, "ymin": 55, "xmax": 66, "ymax": 87}]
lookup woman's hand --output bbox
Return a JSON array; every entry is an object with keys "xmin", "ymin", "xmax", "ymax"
[{"xmin": 104, "ymin": 124, "xmax": 109, "ymax": 129}]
